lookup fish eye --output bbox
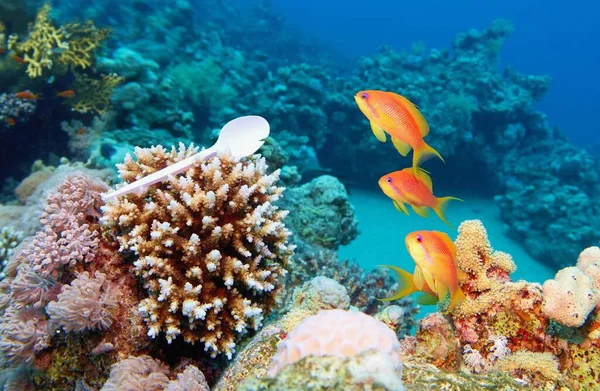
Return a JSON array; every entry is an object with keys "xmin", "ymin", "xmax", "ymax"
[
  {"xmin": 361, "ymin": 92, "xmax": 369, "ymax": 100},
  {"xmin": 416, "ymin": 235, "xmax": 423, "ymax": 243},
  {"xmin": 386, "ymin": 177, "xmax": 392, "ymax": 183}
]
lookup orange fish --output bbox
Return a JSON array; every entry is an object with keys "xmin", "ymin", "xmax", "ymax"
[
  {"xmin": 0, "ymin": 48, "xmax": 5, "ymax": 55},
  {"xmin": 12, "ymin": 54, "xmax": 26, "ymax": 64},
  {"xmin": 15, "ymin": 91, "xmax": 40, "ymax": 100},
  {"xmin": 377, "ymin": 264, "xmax": 439, "ymax": 306},
  {"xmin": 379, "ymin": 231, "xmax": 467, "ymax": 311},
  {"xmin": 56, "ymin": 90, "xmax": 76, "ymax": 98},
  {"xmin": 77, "ymin": 127, "xmax": 86, "ymax": 135},
  {"xmin": 5, "ymin": 118, "xmax": 16, "ymax": 126},
  {"xmin": 354, "ymin": 90, "xmax": 444, "ymax": 175},
  {"xmin": 378, "ymin": 167, "xmax": 462, "ymax": 227}
]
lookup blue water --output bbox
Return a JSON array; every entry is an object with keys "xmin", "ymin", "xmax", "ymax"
[{"xmin": 271, "ymin": 0, "xmax": 600, "ymax": 147}]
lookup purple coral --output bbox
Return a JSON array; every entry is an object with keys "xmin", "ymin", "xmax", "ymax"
[
  {"xmin": 101, "ymin": 355, "xmax": 170, "ymax": 391},
  {"xmin": 0, "ymin": 93, "xmax": 36, "ymax": 128},
  {"xmin": 0, "ymin": 305, "xmax": 50, "ymax": 365},
  {"xmin": 47, "ymin": 271, "xmax": 118, "ymax": 332}
]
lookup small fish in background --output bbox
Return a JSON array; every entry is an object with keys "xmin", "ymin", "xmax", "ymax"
[
  {"xmin": 11, "ymin": 54, "xmax": 26, "ymax": 64},
  {"xmin": 354, "ymin": 89, "xmax": 444, "ymax": 175},
  {"xmin": 0, "ymin": 48, "xmax": 5, "ymax": 55},
  {"xmin": 5, "ymin": 118, "xmax": 16, "ymax": 126},
  {"xmin": 377, "ymin": 230, "xmax": 467, "ymax": 311},
  {"xmin": 378, "ymin": 167, "xmax": 462, "ymax": 227},
  {"xmin": 76, "ymin": 127, "xmax": 86, "ymax": 135},
  {"xmin": 56, "ymin": 89, "xmax": 76, "ymax": 98},
  {"xmin": 15, "ymin": 91, "xmax": 40, "ymax": 100}
]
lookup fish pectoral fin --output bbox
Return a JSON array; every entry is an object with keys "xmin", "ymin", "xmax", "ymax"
[
  {"xmin": 413, "ymin": 265, "xmax": 426, "ymax": 291},
  {"xmin": 421, "ymin": 267, "xmax": 437, "ymax": 293},
  {"xmin": 412, "ymin": 205, "xmax": 430, "ymax": 218},
  {"xmin": 393, "ymin": 200, "xmax": 409, "ymax": 215},
  {"xmin": 391, "ymin": 137, "xmax": 411, "ymax": 156},
  {"xmin": 370, "ymin": 122, "xmax": 387, "ymax": 142},
  {"xmin": 416, "ymin": 292, "xmax": 439, "ymax": 305},
  {"xmin": 435, "ymin": 281, "xmax": 449, "ymax": 303},
  {"xmin": 376, "ymin": 265, "xmax": 417, "ymax": 301}
]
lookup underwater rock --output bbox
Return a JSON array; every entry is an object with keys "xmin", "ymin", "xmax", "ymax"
[{"xmin": 279, "ymin": 175, "xmax": 359, "ymax": 254}]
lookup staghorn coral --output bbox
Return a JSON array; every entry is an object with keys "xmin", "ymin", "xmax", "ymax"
[
  {"xmin": 9, "ymin": 4, "xmax": 110, "ymax": 78},
  {"xmin": 101, "ymin": 144, "xmax": 294, "ymax": 358},
  {"xmin": 46, "ymin": 271, "xmax": 118, "ymax": 332}
]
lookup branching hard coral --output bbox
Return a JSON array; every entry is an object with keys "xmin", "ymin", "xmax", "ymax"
[
  {"xmin": 9, "ymin": 4, "xmax": 110, "ymax": 78},
  {"xmin": 69, "ymin": 73, "xmax": 124, "ymax": 114},
  {"xmin": 101, "ymin": 144, "xmax": 294, "ymax": 358},
  {"xmin": 46, "ymin": 271, "xmax": 118, "ymax": 332}
]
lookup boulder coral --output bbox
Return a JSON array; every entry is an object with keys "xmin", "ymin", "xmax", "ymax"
[{"xmin": 101, "ymin": 144, "xmax": 294, "ymax": 359}]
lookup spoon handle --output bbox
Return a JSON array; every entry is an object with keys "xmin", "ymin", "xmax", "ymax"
[{"xmin": 102, "ymin": 146, "xmax": 217, "ymax": 202}]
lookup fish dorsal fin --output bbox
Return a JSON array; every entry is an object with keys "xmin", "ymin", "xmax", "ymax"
[
  {"xmin": 413, "ymin": 265, "xmax": 426, "ymax": 291},
  {"xmin": 397, "ymin": 95, "xmax": 430, "ymax": 137},
  {"xmin": 393, "ymin": 200, "xmax": 409, "ymax": 215},
  {"xmin": 421, "ymin": 267, "xmax": 437, "ymax": 293},
  {"xmin": 437, "ymin": 232, "xmax": 457, "ymax": 258},
  {"xmin": 370, "ymin": 122, "xmax": 387, "ymax": 142},
  {"xmin": 412, "ymin": 205, "xmax": 430, "ymax": 218},
  {"xmin": 392, "ymin": 137, "xmax": 411, "ymax": 156},
  {"xmin": 416, "ymin": 168, "xmax": 433, "ymax": 192}
]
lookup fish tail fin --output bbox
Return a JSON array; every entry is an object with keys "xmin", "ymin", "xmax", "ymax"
[
  {"xmin": 412, "ymin": 141, "xmax": 444, "ymax": 175},
  {"xmin": 433, "ymin": 196, "xmax": 463, "ymax": 228},
  {"xmin": 448, "ymin": 288, "xmax": 467, "ymax": 312},
  {"xmin": 377, "ymin": 265, "xmax": 417, "ymax": 302}
]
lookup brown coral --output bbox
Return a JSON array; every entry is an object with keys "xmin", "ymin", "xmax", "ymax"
[{"xmin": 101, "ymin": 144, "xmax": 294, "ymax": 359}]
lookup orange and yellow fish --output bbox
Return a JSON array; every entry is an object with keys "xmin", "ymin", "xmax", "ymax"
[
  {"xmin": 378, "ymin": 167, "xmax": 462, "ymax": 227},
  {"xmin": 379, "ymin": 230, "xmax": 467, "ymax": 311},
  {"xmin": 56, "ymin": 90, "xmax": 76, "ymax": 98},
  {"xmin": 11, "ymin": 54, "xmax": 26, "ymax": 64},
  {"xmin": 354, "ymin": 90, "xmax": 444, "ymax": 175},
  {"xmin": 15, "ymin": 91, "xmax": 40, "ymax": 100}
]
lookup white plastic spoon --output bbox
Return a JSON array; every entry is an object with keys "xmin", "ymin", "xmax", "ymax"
[{"xmin": 102, "ymin": 115, "xmax": 270, "ymax": 202}]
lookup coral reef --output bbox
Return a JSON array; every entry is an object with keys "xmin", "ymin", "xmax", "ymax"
[
  {"xmin": 101, "ymin": 145, "xmax": 294, "ymax": 358},
  {"xmin": 284, "ymin": 250, "xmax": 419, "ymax": 334},
  {"xmin": 278, "ymin": 175, "xmax": 359, "ymax": 253},
  {"xmin": 401, "ymin": 219, "xmax": 600, "ymax": 389},
  {"xmin": 8, "ymin": 4, "xmax": 110, "ymax": 78}
]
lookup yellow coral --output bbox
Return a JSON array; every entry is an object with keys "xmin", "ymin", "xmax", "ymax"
[
  {"xmin": 10, "ymin": 4, "xmax": 109, "ymax": 78},
  {"xmin": 494, "ymin": 351, "xmax": 561, "ymax": 385},
  {"xmin": 58, "ymin": 21, "xmax": 111, "ymax": 69},
  {"xmin": 69, "ymin": 73, "xmax": 124, "ymax": 114},
  {"xmin": 455, "ymin": 219, "xmax": 516, "ymax": 293},
  {"xmin": 101, "ymin": 145, "xmax": 294, "ymax": 359}
]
